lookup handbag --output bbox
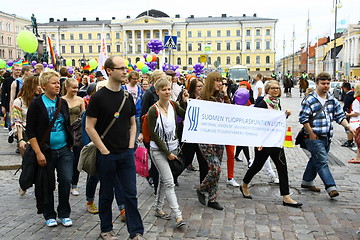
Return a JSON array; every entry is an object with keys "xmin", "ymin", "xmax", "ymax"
[
  {"xmin": 135, "ymin": 146, "xmax": 149, "ymax": 178},
  {"xmin": 78, "ymin": 90, "xmax": 129, "ymax": 176},
  {"xmin": 295, "ymin": 101, "xmax": 328, "ymax": 149},
  {"xmin": 158, "ymin": 104, "xmax": 185, "ymax": 176},
  {"xmin": 19, "ymin": 97, "xmax": 62, "ymax": 191}
]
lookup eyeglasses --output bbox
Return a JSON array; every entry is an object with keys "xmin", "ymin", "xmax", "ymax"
[
  {"xmin": 270, "ymin": 87, "xmax": 280, "ymax": 90},
  {"xmin": 111, "ymin": 67, "xmax": 128, "ymax": 71}
]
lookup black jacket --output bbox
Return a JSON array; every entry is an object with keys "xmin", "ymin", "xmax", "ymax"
[
  {"xmin": 26, "ymin": 94, "xmax": 73, "ymax": 150},
  {"xmin": 141, "ymin": 85, "xmax": 159, "ymax": 118},
  {"xmin": 0, "ymin": 76, "xmax": 15, "ymax": 111}
]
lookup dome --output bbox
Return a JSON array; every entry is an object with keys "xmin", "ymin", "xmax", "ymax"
[{"xmin": 136, "ymin": 9, "xmax": 169, "ymax": 18}]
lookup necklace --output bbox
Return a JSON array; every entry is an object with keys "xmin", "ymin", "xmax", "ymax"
[{"xmin": 158, "ymin": 102, "xmax": 168, "ymax": 114}]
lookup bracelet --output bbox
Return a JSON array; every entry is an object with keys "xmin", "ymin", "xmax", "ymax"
[{"xmin": 18, "ymin": 139, "xmax": 25, "ymax": 143}]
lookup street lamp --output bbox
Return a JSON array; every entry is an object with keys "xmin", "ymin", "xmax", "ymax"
[{"xmin": 332, "ymin": 0, "xmax": 342, "ymax": 80}]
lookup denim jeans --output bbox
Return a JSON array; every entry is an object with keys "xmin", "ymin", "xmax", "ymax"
[
  {"xmin": 43, "ymin": 146, "xmax": 73, "ymax": 220},
  {"xmin": 97, "ymin": 149, "xmax": 144, "ymax": 237},
  {"xmin": 302, "ymin": 137, "xmax": 337, "ymax": 192},
  {"xmin": 150, "ymin": 148, "xmax": 182, "ymax": 219}
]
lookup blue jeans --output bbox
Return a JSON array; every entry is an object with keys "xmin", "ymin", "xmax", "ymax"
[
  {"xmin": 43, "ymin": 146, "xmax": 74, "ymax": 220},
  {"xmin": 302, "ymin": 138, "xmax": 337, "ymax": 192},
  {"xmin": 97, "ymin": 149, "xmax": 144, "ymax": 237}
]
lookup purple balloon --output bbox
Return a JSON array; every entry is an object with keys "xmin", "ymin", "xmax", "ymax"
[
  {"xmin": 175, "ymin": 70, "xmax": 180, "ymax": 77},
  {"xmin": 68, "ymin": 67, "xmax": 74, "ymax": 75},
  {"xmin": 48, "ymin": 64, "xmax": 54, "ymax": 69},
  {"xmin": 7, "ymin": 60, "xmax": 13, "ymax": 67},
  {"xmin": 143, "ymin": 54, "xmax": 148, "ymax": 59},
  {"xmin": 43, "ymin": 62, "xmax": 48, "ymax": 68},
  {"xmin": 234, "ymin": 88, "xmax": 250, "ymax": 105},
  {"xmin": 31, "ymin": 61, "xmax": 37, "ymax": 67}
]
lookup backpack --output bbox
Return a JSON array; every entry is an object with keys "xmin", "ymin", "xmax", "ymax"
[{"xmin": 141, "ymin": 101, "xmax": 176, "ymax": 144}]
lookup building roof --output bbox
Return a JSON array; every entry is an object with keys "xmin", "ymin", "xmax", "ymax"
[
  {"xmin": 136, "ymin": 9, "xmax": 169, "ymax": 18},
  {"xmin": 38, "ymin": 19, "xmax": 111, "ymax": 27},
  {"xmin": 185, "ymin": 16, "xmax": 277, "ymax": 23},
  {"xmin": 0, "ymin": 11, "xmax": 30, "ymax": 21}
]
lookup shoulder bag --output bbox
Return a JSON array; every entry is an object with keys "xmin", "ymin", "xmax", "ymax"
[{"xmin": 78, "ymin": 90, "xmax": 129, "ymax": 176}]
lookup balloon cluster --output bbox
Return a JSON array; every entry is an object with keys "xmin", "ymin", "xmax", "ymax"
[
  {"xmin": 31, "ymin": 61, "xmax": 37, "ymax": 67},
  {"xmin": 162, "ymin": 64, "xmax": 179, "ymax": 72},
  {"xmin": 147, "ymin": 39, "xmax": 164, "ymax": 54},
  {"xmin": 193, "ymin": 63, "xmax": 204, "ymax": 77},
  {"xmin": 7, "ymin": 60, "xmax": 13, "ymax": 67},
  {"xmin": 145, "ymin": 62, "xmax": 157, "ymax": 71}
]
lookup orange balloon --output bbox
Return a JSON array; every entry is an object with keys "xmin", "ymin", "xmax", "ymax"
[{"xmin": 152, "ymin": 55, "xmax": 157, "ymax": 62}]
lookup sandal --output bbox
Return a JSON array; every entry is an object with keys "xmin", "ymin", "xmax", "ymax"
[
  {"xmin": 175, "ymin": 218, "xmax": 186, "ymax": 228},
  {"xmin": 154, "ymin": 210, "xmax": 171, "ymax": 220}
]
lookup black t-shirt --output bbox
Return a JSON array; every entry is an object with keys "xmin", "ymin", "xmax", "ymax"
[{"xmin": 86, "ymin": 87, "xmax": 136, "ymax": 153}]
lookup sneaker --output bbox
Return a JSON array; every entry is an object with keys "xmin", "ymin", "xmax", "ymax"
[
  {"xmin": 227, "ymin": 178, "xmax": 240, "ymax": 187},
  {"xmin": 45, "ymin": 219, "xmax": 57, "ymax": 227},
  {"xmin": 186, "ymin": 165, "xmax": 197, "ymax": 171},
  {"xmin": 270, "ymin": 176, "xmax": 280, "ymax": 184},
  {"xmin": 352, "ymin": 146, "xmax": 358, "ymax": 151},
  {"xmin": 86, "ymin": 202, "xmax": 99, "ymax": 214},
  {"xmin": 71, "ymin": 188, "xmax": 79, "ymax": 196},
  {"xmin": 59, "ymin": 217, "xmax": 73, "ymax": 227},
  {"xmin": 100, "ymin": 231, "xmax": 119, "ymax": 240},
  {"xmin": 328, "ymin": 190, "xmax": 339, "ymax": 198},
  {"xmin": 120, "ymin": 209, "xmax": 126, "ymax": 222},
  {"xmin": 341, "ymin": 141, "xmax": 354, "ymax": 147},
  {"xmin": 129, "ymin": 233, "xmax": 146, "ymax": 240}
]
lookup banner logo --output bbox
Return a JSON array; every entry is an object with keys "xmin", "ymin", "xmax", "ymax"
[{"xmin": 187, "ymin": 106, "xmax": 200, "ymax": 131}]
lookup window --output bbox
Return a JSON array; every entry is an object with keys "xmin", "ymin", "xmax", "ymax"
[
  {"xmin": 236, "ymin": 30, "xmax": 240, "ymax": 36},
  {"xmin": 79, "ymin": 46, "xmax": 83, "ymax": 53},
  {"xmin": 207, "ymin": 30, "xmax": 211, "ymax": 37},
  {"xmin": 177, "ymin": 43, "xmax": 181, "ymax": 51},
  {"xmin": 266, "ymin": 68, "xmax": 270, "ymax": 71},
  {"xmin": 9, "ymin": 50, "xmax": 12, "ymax": 59},
  {"xmin": 246, "ymin": 56, "xmax": 250, "ymax": 64},
  {"xmin": 208, "ymin": 56, "xmax": 211, "ymax": 64},
  {"xmin": 88, "ymin": 33, "xmax": 92, "ymax": 39},
  {"xmin": 146, "ymin": 32, "xmax": 150, "ymax": 38},
  {"xmin": 266, "ymin": 29, "xmax": 271, "ymax": 36},
  {"xmin": 256, "ymin": 41, "xmax": 260, "ymax": 50},
  {"xmin": 188, "ymin": 43, "xmax": 192, "ymax": 51},
  {"xmin": 61, "ymin": 34, "xmax": 65, "ymax": 40},
  {"xmin": 51, "ymin": 34, "xmax": 55, "ymax": 40},
  {"xmin": 89, "ymin": 45, "xmax": 93, "ymax": 53},
  {"xmin": 256, "ymin": 56, "xmax": 260, "ymax": 64},
  {"xmin": 246, "ymin": 29, "xmax": 250, "ymax": 36},
  {"xmin": 107, "ymin": 45, "xmax": 111, "ymax": 53},
  {"xmin": 236, "ymin": 42, "xmax": 241, "ymax": 50},
  {"xmin": 177, "ymin": 57, "xmax": 181, "ymax": 65},
  {"xmin": 188, "ymin": 57, "xmax": 192, "ymax": 65},
  {"xmin": 256, "ymin": 29, "xmax": 260, "ymax": 36},
  {"xmin": 0, "ymin": 22, "xmax": 2, "ymax": 31},
  {"xmin": 137, "ymin": 44, "xmax": 141, "ymax": 53},
  {"xmin": 198, "ymin": 31, "xmax": 201, "ymax": 37},
  {"xmin": 217, "ymin": 42, "xmax": 221, "ymax": 51},
  {"xmin": 137, "ymin": 32, "xmax": 141, "ymax": 38},
  {"xmin": 164, "ymin": 31, "xmax": 168, "ymax": 35},
  {"xmin": 226, "ymin": 42, "xmax": 230, "ymax": 51},
  {"xmin": 97, "ymin": 33, "xmax": 101, "ymax": 39},
  {"xmin": 177, "ymin": 31, "xmax": 181, "ymax": 37},
  {"xmin": 61, "ymin": 46, "xmax": 65, "ymax": 53},
  {"xmin": 265, "ymin": 41, "xmax": 271, "ymax": 51},
  {"xmin": 70, "ymin": 34, "xmax": 74, "ymax": 40},
  {"xmin": 155, "ymin": 32, "xmax": 159, "ymax": 38},
  {"xmin": 70, "ymin": 46, "xmax": 74, "ymax": 53},
  {"xmin": 217, "ymin": 30, "xmax": 221, "ymax": 37},
  {"xmin": 256, "ymin": 68, "xmax": 260, "ymax": 71},
  {"xmin": 1, "ymin": 36, "xmax": 3, "ymax": 44},
  {"xmin": 8, "ymin": 37, "xmax": 11, "ymax": 45},
  {"xmin": 246, "ymin": 42, "xmax": 250, "ymax": 50},
  {"xmin": 98, "ymin": 45, "xmax": 101, "ymax": 53},
  {"xmin": 188, "ymin": 31, "xmax": 192, "ymax": 38},
  {"xmin": 116, "ymin": 32, "xmax": 120, "ymax": 39},
  {"xmin": 226, "ymin": 56, "xmax": 231, "ymax": 65},
  {"xmin": 217, "ymin": 56, "xmax": 221, "ymax": 64},
  {"xmin": 79, "ymin": 34, "xmax": 83, "ymax": 40},
  {"xmin": 226, "ymin": 30, "xmax": 230, "ymax": 37},
  {"xmin": 197, "ymin": 43, "xmax": 202, "ymax": 51},
  {"xmin": 236, "ymin": 56, "xmax": 240, "ymax": 64},
  {"xmin": 266, "ymin": 56, "xmax": 270, "ymax": 64},
  {"xmin": 106, "ymin": 33, "xmax": 110, "ymax": 39},
  {"xmin": 7, "ymin": 23, "xmax": 11, "ymax": 32},
  {"xmin": 116, "ymin": 45, "xmax": 120, "ymax": 52}
]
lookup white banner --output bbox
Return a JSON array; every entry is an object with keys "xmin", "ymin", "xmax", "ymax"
[
  {"xmin": 97, "ymin": 24, "xmax": 108, "ymax": 78},
  {"xmin": 182, "ymin": 99, "xmax": 287, "ymax": 147}
]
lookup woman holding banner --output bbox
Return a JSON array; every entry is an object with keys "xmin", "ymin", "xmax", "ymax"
[
  {"xmin": 196, "ymin": 72, "xmax": 230, "ymax": 210},
  {"xmin": 240, "ymin": 80, "xmax": 303, "ymax": 208}
]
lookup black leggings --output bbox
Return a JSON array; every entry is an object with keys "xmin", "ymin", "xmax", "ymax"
[
  {"xmin": 235, "ymin": 146, "xmax": 250, "ymax": 162},
  {"xmin": 243, "ymin": 147, "xmax": 289, "ymax": 196},
  {"xmin": 179, "ymin": 142, "xmax": 208, "ymax": 183}
]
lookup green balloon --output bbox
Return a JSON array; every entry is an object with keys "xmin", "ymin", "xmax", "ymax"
[
  {"xmin": 0, "ymin": 59, "xmax": 6, "ymax": 69},
  {"xmin": 89, "ymin": 59, "xmax": 98, "ymax": 69},
  {"xmin": 16, "ymin": 30, "xmax": 38, "ymax": 53},
  {"xmin": 66, "ymin": 59, "xmax": 72, "ymax": 66},
  {"xmin": 141, "ymin": 66, "xmax": 149, "ymax": 74}
]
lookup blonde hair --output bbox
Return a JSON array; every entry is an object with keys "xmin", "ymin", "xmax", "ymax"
[
  {"xmin": 152, "ymin": 70, "xmax": 165, "ymax": 83},
  {"xmin": 201, "ymin": 72, "xmax": 222, "ymax": 100},
  {"xmin": 264, "ymin": 80, "xmax": 282, "ymax": 97},
  {"xmin": 62, "ymin": 78, "xmax": 78, "ymax": 95},
  {"xmin": 154, "ymin": 75, "xmax": 171, "ymax": 91},
  {"xmin": 354, "ymin": 83, "xmax": 360, "ymax": 98},
  {"xmin": 39, "ymin": 70, "xmax": 60, "ymax": 87}
]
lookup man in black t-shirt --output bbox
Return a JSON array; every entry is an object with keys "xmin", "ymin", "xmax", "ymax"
[{"xmin": 86, "ymin": 56, "xmax": 145, "ymax": 240}]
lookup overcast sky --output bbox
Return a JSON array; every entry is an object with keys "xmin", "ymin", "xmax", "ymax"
[{"xmin": 2, "ymin": 0, "xmax": 359, "ymax": 60}]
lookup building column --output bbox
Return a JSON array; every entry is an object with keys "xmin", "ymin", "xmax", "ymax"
[
  {"xmin": 350, "ymin": 37, "xmax": 354, "ymax": 66},
  {"xmin": 345, "ymin": 39, "xmax": 350, "ymax": 63},
  {"xmin": 141, "ymin": 30, "xmax": 144, "ymax": 54},
  {"xmin": 354, "ymin": 36, "xmax": 359, "ymax": 66},
  {"xmin": 123, "ymin": 30, "xmax": 127, "ymax": 57},
  {"xmin": 150, "ymin": 30, "xmax": 154, "ymax": 39},
  {"xmin": 132, "ymin": 30, "xmax": 135, "ymax": 54},
  {"xmin": 159, "ymin": 29, "xmax": 162, "ymax": 41}
]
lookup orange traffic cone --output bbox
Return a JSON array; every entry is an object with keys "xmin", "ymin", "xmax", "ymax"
[{"xmin": 283, "ymin": 127, "xmax": 294, "ymax": 148}]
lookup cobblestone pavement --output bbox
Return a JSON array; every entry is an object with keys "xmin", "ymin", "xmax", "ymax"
[{"xmin": 0, "ymin": 87, "xmax": 359, "ymax": 240}]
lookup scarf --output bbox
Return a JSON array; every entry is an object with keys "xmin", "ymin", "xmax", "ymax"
[{"xmin": 264, "ymin": 94, "xmax": 280, "ymax": 110}]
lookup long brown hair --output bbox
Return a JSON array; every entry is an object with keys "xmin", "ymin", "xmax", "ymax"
[
  {"xmin": 188, "ymin": 78, "xmax": 203, "ymax": 99},
  {"xmin": 17, "ymin": 76, "xmax": 40, "ymax": 107},
  {"xmin": 201, "ymin": 72, "xmax": 222, "ymax": 100}
]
